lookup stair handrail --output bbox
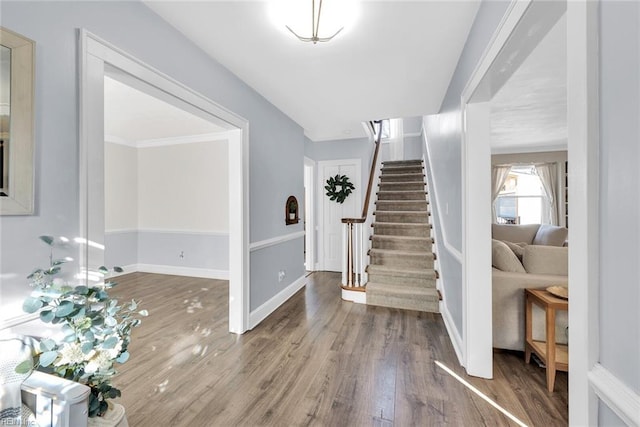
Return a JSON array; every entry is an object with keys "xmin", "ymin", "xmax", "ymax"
[
  {"xmin": 341, "ymin": 120, "xmax": 384, "ymax": 288},
  {"xmin": 342, "ymin": 120, "xmax": 383, "ymax": 224}
]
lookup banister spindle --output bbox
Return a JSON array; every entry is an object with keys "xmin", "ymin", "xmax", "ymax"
[{"xmin": 340, "ymin": 120, "xmax": 384, "ymax": 294}]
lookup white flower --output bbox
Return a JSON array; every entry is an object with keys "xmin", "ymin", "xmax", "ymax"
[
  {"xmin": 55, "ymin": 342, "xmax": 94, "ymax": 366},
  {"xmin": 85, "ymin": 350, "xmax": 114, "ymax": 374},
  {"xmin": 30, "ymin": 271, "xmax": 47, "ymax": 287},
  {"xmin": 106, "ymin": 340, "xmax": 123, "ymax": 359}
]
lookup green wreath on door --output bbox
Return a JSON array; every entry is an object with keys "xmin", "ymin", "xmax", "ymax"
[{"xmin": 325, "ymin": 174, "xmax": 355, "ymax": 204}]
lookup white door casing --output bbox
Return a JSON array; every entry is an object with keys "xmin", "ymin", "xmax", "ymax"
[
  {"xmin": 460, "ymin": 0, "xmax": 566, "ymax": 378},
  {"xmin": 317, "ymin": 159, "xmax": 361, "ymax": 272},
  {"xmin": 460, "ymin": 0, "xmax": 600, "ymax": 423},
  {"xmin": 304, "ymin": 157, "xmax": 315, "ymax": 271},
  {"xmin": 79, "ymin": 30, "xmax": 250, "ymax": 334}
]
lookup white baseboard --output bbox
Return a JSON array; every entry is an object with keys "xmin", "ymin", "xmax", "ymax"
[
  {"xmin": 112, "ymin": 264, "xmax": 229, "ymax": 280},
  {"xmin": 441, "ymin": 301, "xmax": 464, "ymax": 366},
  {"xmin": 588, "ymin": 363, "xmax": 640, "ymax": 427},
  {"xmin": 341, "ymin": 288, "xmax": 366, "ymax": 304},
  {"xmin": 249, "ymin": 275, "xmax": 306, "ymax": 329}
]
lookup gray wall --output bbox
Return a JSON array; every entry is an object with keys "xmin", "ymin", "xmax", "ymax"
[
  {"xmin": 0, "ymin": 1, "xmax": 305, "ymax": 320},
  {"xmin": 598, "ymin": 2, "xmax": 640, "ymax": 424},
  {"xmin": 305, "ymin": 136, "xmax": 374, "ymax": 192},
  {"xmin": 104, "ymin": 231, "xmax": 229, "ymax": 273},
  {"xmin": 422, "ymin": 0, "xmax": 510, "ymax": 332},
  {"xmin": 403, "ymin": 116, "xmax": 423, "ymax": 135},
  {"xmin": 404, "ymin": 135, "xmax": 423, "ymax": 161}
]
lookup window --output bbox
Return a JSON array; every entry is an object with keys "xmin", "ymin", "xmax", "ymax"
[
  {"xmin": 495, "ymin": 165, "xmax": 550, "ymax": 225},
  {"xmin": 373, "ymin": 118, "xmax": 398, "ymax": 141}
]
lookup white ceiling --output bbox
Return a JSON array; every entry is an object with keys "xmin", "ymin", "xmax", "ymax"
[
  {"xmin": 143, "ymin": 0, "xmax": 480, "ymax": 141},
  {"xmin": 104, "ymin": 76, "xmax": 227, "ymax": 144},
  {"xmin": 490, "ymin": 14, "xmax": 567, "ymax": 152}
]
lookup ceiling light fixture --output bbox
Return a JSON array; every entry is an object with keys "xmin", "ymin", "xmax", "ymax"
[{"xmin": 285, "ymin": 0, "xmax": 344, "ymax": 44}]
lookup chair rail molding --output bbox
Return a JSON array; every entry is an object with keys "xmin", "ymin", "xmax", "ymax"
[
  {"xmin": 249, "ymin": 230, "xmax": 305, "ymax": 252},
  {"xmin": 588, "ymin": 363, "xmax": 640, "ymax": 427}
]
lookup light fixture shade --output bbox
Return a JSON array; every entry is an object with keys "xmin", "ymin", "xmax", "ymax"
[{"xmin": 270, "ymin": 0, "xmax": 358, "ymax": 44}]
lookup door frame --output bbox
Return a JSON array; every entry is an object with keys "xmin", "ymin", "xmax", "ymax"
[
  {"xmin": 460, "ymin": 1, "xmax": 599, "ymax": 422},
  {"xmin": 78, "ymin": 30, "xmax": 251, "ymax": 334},
  {"xmin": 304, "ymin": 157, "xmax": 316, "ymax": 271}
]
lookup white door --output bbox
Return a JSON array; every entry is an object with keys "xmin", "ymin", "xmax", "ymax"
[{"xmin": 318, "ymin": 159, "xmax": 361, "ymax": 272}]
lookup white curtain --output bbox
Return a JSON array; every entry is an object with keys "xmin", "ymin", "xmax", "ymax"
[
  {"xmin": 535, "ymin": 163, "xmax": 559, "ymax": 225},
  {"xmin": 491, "ymin": 165, "xmax": 512, "ymax": 222}
]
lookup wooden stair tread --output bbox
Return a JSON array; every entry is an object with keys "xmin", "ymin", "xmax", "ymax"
[
  {"xmin": 376, "ymin": 190, "xmax": 427, "ymax": 195},
  {"xmin": 366, "ymin": 282, "xmax": 439, "ymax": 296},
  {"xmin": 374, "ymin": 210, "xmax": 430, "ymax": 215},
  {"xmin": 369, "ymin": 248, "xmax": 434, "ymax": 257},
  {"xmin": 379, "ymin": 181, "xmax": 425, "ymax": 185},
  {"xmin": 371, "ymin": 235, "xmax": 430, "ymax": 241},
  {"xmin": 367, "ymin": 264, "xmax": 437, "ymax": 278},
  {"xmin": 372, "ymin": 222, "xmax": 432, "ymax": 227},
  {"xmin": 376, "ymin": 199, "xmax": 429, "ymax": 203}
]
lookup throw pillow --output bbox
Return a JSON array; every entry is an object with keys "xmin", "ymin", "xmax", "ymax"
[
  {"xmin": 532, "ymin": 224, "xmax": 568, "ymax": 246},
  {"xmin": 502, "ymin": 240, "xmax": 527, "ymax": 260},
  {"xmin": 492, "ymin": 239, "xmax": 526, "ymax": 273}
]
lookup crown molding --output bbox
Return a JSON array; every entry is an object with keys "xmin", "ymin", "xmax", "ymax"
[{"xmin": 105, "ymin": 131, "xmax": 229, "ymax": 148}]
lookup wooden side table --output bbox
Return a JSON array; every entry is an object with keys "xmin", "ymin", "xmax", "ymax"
[{"xmin": 524, "ymin": 288, "xmax": 568, "ymax": 392}]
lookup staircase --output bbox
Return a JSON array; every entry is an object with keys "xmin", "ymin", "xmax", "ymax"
[{"xmin": 366, "ymin": 159, "xmax": 439, "ymax": 313}]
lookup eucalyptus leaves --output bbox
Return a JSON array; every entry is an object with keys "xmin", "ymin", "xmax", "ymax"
[
  {"xmin": 325, "ymin": 174, "xmax": 355, "ymax": 204},
  {"xmin": 18, "ymin": 236, "xmax": 147, "ymax": 417}
]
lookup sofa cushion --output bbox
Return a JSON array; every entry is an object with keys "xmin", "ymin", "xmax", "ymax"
[
  {"xmin": 501, "ymin": 240, "xmax": 527, "ymax": 260},
  {"xmin": 532, "ymin": 224, "xmax": 568, "ymax": 246},
  {"xmin": 492, "ymin": 224, "xmax": 540, "ymax": 245},
  {"xmin": 492, "ymin": 239, "xmax": 526, "ymax": 273},
  {"xmin": 523, "ymin": 245, "xmax": 568, "ymax": 275}
]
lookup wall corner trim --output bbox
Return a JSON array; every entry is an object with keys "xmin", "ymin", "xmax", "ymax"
[
  {"xmin": 440, "ymin": 300, "xmax": 464, "ymax": 366},
  {"xmin": 249, "ymin": 274, "xmax": 306, "ymax": 329},
  {"xmin": 588, "ymin": 363, "xmax": 640, "ymax": 427}
]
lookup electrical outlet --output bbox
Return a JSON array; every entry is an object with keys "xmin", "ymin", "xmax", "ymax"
[
  {"xmin": 179, "ymin": 251, "xmax": 185, "ymax": 259},
  {"xmin": 278, "ymin": 270, "xmax": 286, "ymax": 282}
]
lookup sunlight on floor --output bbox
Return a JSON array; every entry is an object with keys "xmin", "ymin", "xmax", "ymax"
[{"xmin": 435, "ymin": 360, "xmax": 528, "ymax": 427}]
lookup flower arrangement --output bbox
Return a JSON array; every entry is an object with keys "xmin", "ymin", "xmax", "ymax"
[{"xmin": 17, "ymin": 236, "xmax": 147, "ymax": 417}]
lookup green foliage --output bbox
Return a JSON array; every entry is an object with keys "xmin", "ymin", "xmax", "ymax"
[
  {"xmin": 325, "ymin": 174, "xmax": 355, "ymax": 204},
  {"xmin": 19, "ymin": 235, "xmax": 148, "ymax": 417}
]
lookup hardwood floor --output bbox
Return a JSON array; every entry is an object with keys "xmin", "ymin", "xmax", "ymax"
[{"xmin": 109, "ymin": 272, "xmax": 568, "ymax": 426}]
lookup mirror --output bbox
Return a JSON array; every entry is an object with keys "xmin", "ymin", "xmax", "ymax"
[{"xmin": 0, "ymin": 27, "xmax": 34, "ymax": 215}]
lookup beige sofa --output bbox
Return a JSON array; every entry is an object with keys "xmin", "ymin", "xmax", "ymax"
[{"xmin": 491, "ymin": 224, "xmax": 568, "ymax": 351}]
